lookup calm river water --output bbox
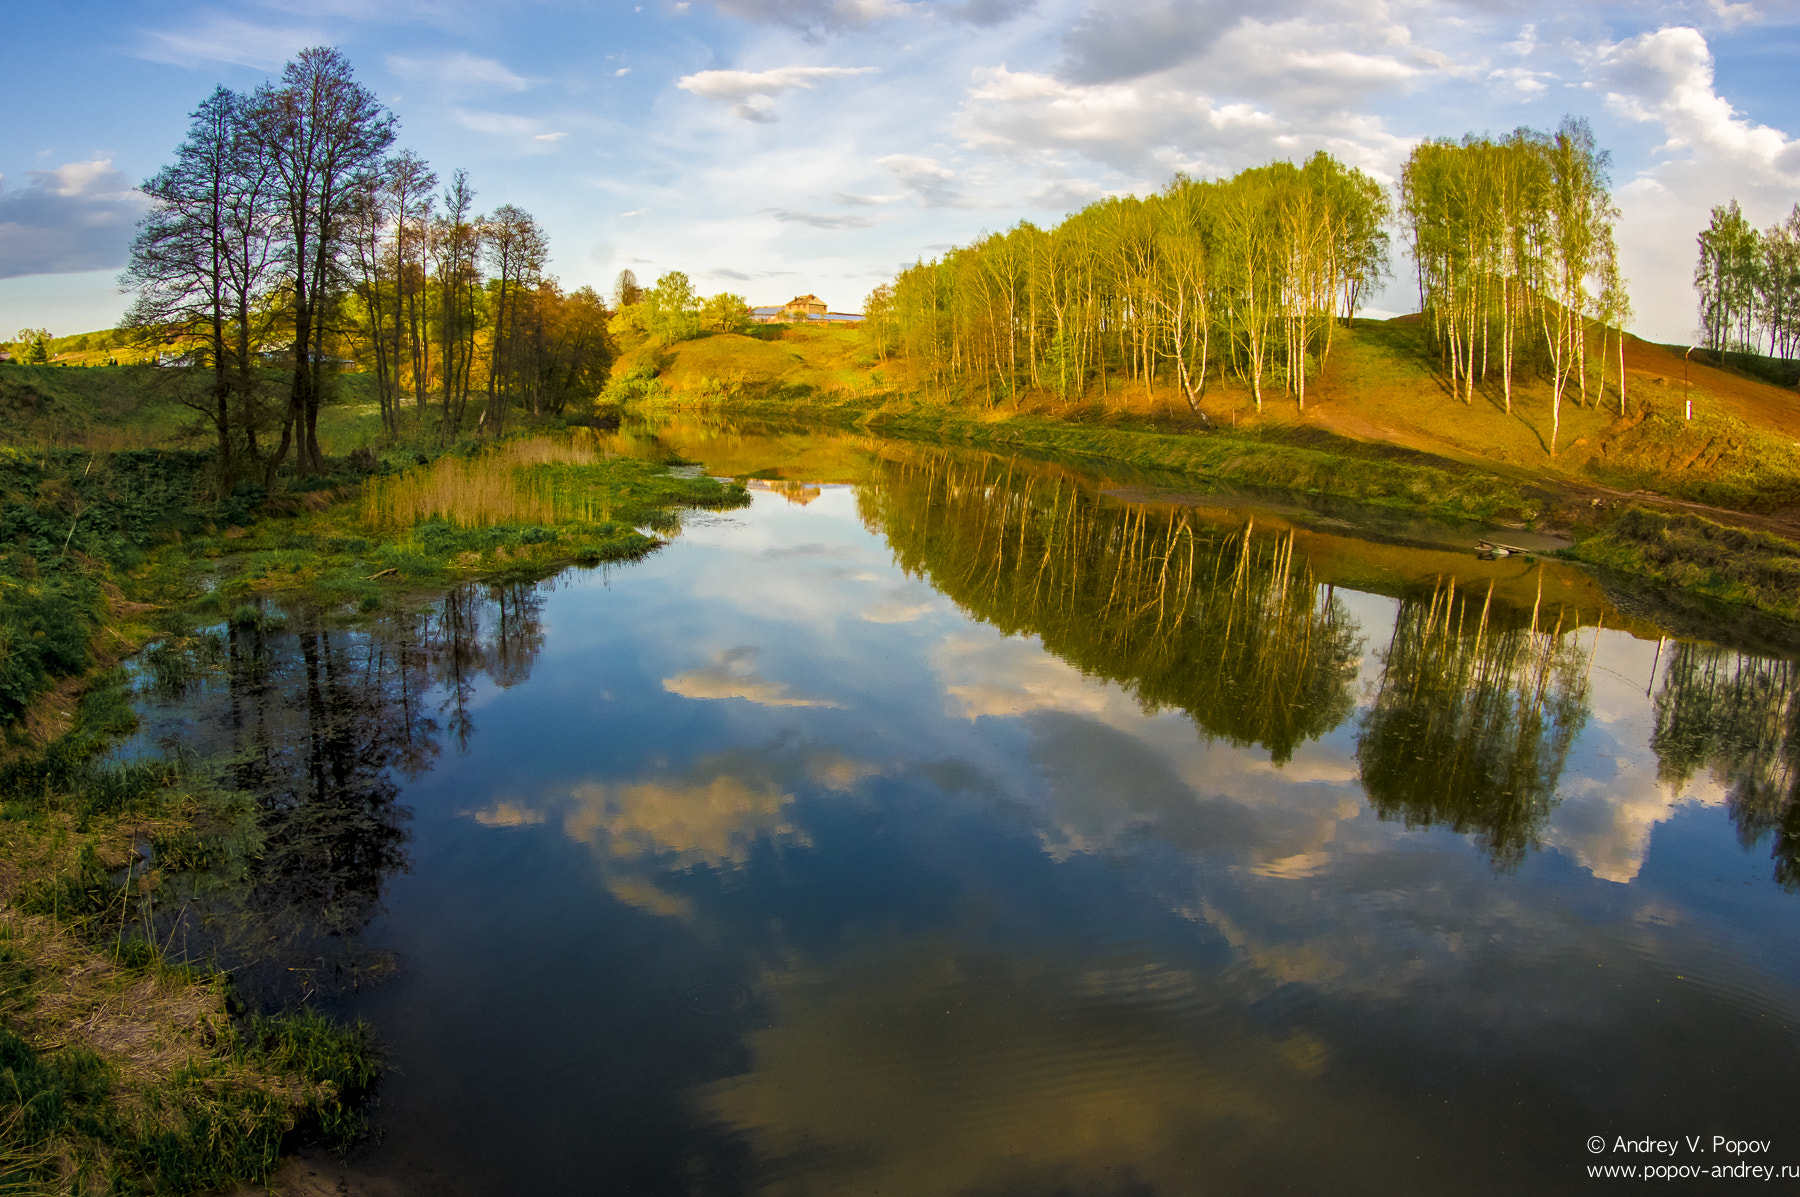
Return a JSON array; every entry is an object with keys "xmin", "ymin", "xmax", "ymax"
[{"xmin": 130, "ymin": 425, "xmax": 1800, "ymax": 1195}]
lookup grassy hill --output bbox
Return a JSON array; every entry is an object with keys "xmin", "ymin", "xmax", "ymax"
[
  {"xmin": 621, "ymin": 318, "xmax": 1800, "ymax": 515},
  {"xmin": 0, "ymin": 362, "xmax": 388, "ymax": 453},
  {"xmin": 624, "ymin": 318, "xmax": 1800, "ymax": 624}
]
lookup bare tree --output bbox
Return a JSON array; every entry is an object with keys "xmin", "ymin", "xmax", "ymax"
[
  {"xmin": 122, "ymin": 86, "xmax": 281, "ymax": 480},
  {"xmin": 481, "ymin": 203, "xmax": 550, "ymax": 432},
  {"xmin": 251, "ymin": 46, "xmax": 395, "ymax": 478}
]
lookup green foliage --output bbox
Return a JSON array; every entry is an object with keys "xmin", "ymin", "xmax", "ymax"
[
  {"xmin": 602, "ymin": 361, "xmax": 668, "ymax": 403},
  {"xmin": 876, "ymin": 150, "xmax": 1391, "ymax": 411},
  {"xmin": 1401, "ymin": 118, "xmax": 1622, "ymax": 431},
  {"xmin": 700, "ymin": 291, "xmax": 751, "ymax": 335}
]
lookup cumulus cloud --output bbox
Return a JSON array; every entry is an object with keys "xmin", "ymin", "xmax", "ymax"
[
  {"xmin": 679, "ymin": 65, "xmax": 877, "ymax": 121},
  {"xmin": 955, "ymin": 64, "xmax": 1411, "ymax": 181},
  {"xmin": 1056, "ymin": 0, "xmax": 1305, "ymax": 84},
  {"xmin": 664, "ymin": 647, "xmax": 842, "ymax": 708},
  {"xmin": 387, "ymin": 50, "xmax": 534, "ymax": 93},
  {"xmin": 564, "ymin": 773, "xmax": 805, "ymax": 866},
  {"xmin": 956, "ymin": 66, "xmax": 1272, "ymax": 175},
  {"xmin": 1592, "ymin": 26, "xmax": 1800, "ymax": 182},
  {"xmin": 464, "ymin": 802, "xmax": 547, "ymax": 828},
  {"xmin": 0, "ymin": 160, "xmax": 147, "ymax": 281},
  {"xmin": 1581, "ymin": 25, "xmax": 1800, "ymax": 338},
  {"xmin": 1487, "ymin": 66, "xmax": 1550, "ymax": 98}
]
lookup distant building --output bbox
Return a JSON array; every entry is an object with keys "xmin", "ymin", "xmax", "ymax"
[{"xmin": 749, "ymin": 294, "xmax": 863, "ymax": 325}]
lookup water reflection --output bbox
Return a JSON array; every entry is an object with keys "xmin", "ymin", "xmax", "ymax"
[
  {"xmin": 134, "ymin": 580, "xmax": 547, "ymax": 1003},
  {"xmin": 860, "ymin": 453, "xmax": 1363, "ymax": 763},
  {"xmin": 1358, "ymin": 574, "xmax": 1593, "ymax": 867},
  {"xmin": 122, "ymin": 435, "xmax": 1800, "ymax": 1195},
  {"xmin": 1653, "ymin": 643, "xmax": 1800, "ymax": 887}
]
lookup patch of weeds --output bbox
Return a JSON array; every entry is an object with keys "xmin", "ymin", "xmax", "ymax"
[
  {"xmin": 1573, "ymin": 505, "xmax": 1800, "ymax": 622},
  {"xmin": 239, "ymin": 1009, "xmax": 380, "ymax": 1150}
]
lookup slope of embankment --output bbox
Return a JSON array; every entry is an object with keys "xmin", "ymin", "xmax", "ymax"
[{"xmin": 621, "ymin": 318, "xmax": 1800, "ymax": 624}]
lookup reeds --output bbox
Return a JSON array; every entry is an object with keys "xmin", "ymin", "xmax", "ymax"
[{"xmin": 362, "ymin": 433, "xmax": 619, "ymax": 531}]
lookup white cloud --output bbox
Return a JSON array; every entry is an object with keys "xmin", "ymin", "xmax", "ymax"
[
  {"xmin": 664, "ymin": 647, "xmax": 842, "ymax": 708},
  {"xmin": 0, "ymin": 160, "xmax": 147, "ymax": 280},
  {"xmin": 1708, "ymin": 0, "xmax": 1761, "ymax": 28},
  {"xmin": 956, "ymin": 65, "xmax": 1411, "ymax": 180},
  {"xmin": 1593, "ymin": 27, "xmax": 1799, "ymax": 182},
  {"xmin": 1584, "ymin": 25, "xmax": 1800, "ymax": 339},
  {"xmin": 1488, "ymin": 67, "xmax": 1550, "ymax": 99},
  {"xmin": 678, "ymin": 65, "xmax": 877, "ymax": 121},
  {"xmin": 136, "ymin": 13, "xmax": 322, "ymax": 69},
  {"xmin": 878, "ymin": 153, "xmax": 968, "ymax": 206},
  {"xmin": 387, "ymin": 50, "xmax": 534, "ymax": 93}
]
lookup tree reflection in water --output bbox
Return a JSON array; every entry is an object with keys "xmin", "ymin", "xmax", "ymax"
[
  {"xmin": 860, "ymin": 452, "xmax": 1363, "ymax": 763},
  {"xmin": 145, "ymin": 580, "xmax": 546, "ymax": 1004},
  {"xmin": 1653, "ymin": 644, "xmax": 1800, "ymax": 888},
  {"xmin": 1357, "ymin": 572, "xmax": 1592, "ymax": 868}
]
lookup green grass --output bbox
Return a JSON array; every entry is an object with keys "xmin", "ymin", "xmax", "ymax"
[
  {"xmin": 1581, "ymin": 409, "xmax": 1800, "ymax": 513},
  {"xmin": 0, "ymin": 684, "xmax": 381, "ymax": 1194},
  {"xmin": 146, "ymin": 437, "xmax": 749, "ymax": 621},
  {"xmin": 1571, "ymin": 506, "xmax": 1800, "ymax": 624},
  {"xmin": 638, "ymin": 388, "xmax": 1540, "ymax": 524}
]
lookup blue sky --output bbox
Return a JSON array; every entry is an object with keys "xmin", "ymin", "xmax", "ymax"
[{"xmin": 2, "ymin": 0, "xmax": 1798, "ymax": 342}]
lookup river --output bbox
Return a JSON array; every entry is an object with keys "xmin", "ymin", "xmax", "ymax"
[{"xmin": 128, "ymin": 422, "xmax": 1800, "ymax": 1195}]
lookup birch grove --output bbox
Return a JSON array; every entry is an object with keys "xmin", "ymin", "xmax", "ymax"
[
  {"xmin": 1400, "ymin": 119, "xmax": 1626, "ymax": 455},
  {"xmin": 867, "ymin": 153, "xmax": 1391, "ymax": 416}
]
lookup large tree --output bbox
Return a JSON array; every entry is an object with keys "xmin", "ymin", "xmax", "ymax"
[
  {"xmin": 481, "ymin": 203, "xmax": 550, "ymax": 431},
  {"xmin": 251, "ymin": 46, "xmax": 395, "ymax": 477},
  {"xmin": 122, "ymin": 86, "xmax": 280, "ymax": 480}
]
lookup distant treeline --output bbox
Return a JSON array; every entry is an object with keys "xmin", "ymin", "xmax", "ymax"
[
  {"xmin": 122, "ymin": 47, "xmax": 613, "ymax": 484},
  {"xmin": 863, "ymin": 118, "xmax": 1641, "ymax": 459},
  {"xmin": 1695, "ymin": 200, "xmax": 1800, "ymax": 363},
  {"xmin": 862, "ymin": 152, "xmax": 1391, "ymax": 415}
]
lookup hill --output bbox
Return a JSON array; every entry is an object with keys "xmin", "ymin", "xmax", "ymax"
[
  {"xmin": 623, "ymin": 318, "xmax": 1800, "ymax": 518},
  {"xmin": 624, "ymin": 317, "xmax": 1800, "ymax": 624}
]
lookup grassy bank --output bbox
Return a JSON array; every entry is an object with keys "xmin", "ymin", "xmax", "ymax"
[
  {"xmin": 0, "ymin": 427, "xmax": 745, "ymax": 1192},
  {"xmin": 145, "ymin": 434, "xmax": 747, "ymax": 627},
  {"xmin": 1571, "ymin": 506, "xmax": 1800, "ymax": 625},
  {"xmin": 619, "ymin": 319, "xmax": 1800, "ymax": 626},
  {"xmin": 636, "ymin": 388, "xmax": 1543, "ymax": 525},
  {"xmin": 0, "ymin": 682, "xmax": 379, "ymax": 1193}
]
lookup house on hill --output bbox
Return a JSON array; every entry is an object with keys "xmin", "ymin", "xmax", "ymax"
[{"xmin": 749, "ymin": 294, "xmax": 864, "ymax": 325}]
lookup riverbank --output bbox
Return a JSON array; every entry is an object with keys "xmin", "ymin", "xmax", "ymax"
[
  {"xmin": 631, "ymin": 387, "xmax": 1800, "ymax": 627},
  {"xmin": 0, "ymin": 431, "xmax": 746, "ymax": 1192}
]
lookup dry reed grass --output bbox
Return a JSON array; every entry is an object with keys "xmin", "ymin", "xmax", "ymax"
[{"xmin": 361, "ymin": 432, "xmax": 618, "ymax": 531}]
